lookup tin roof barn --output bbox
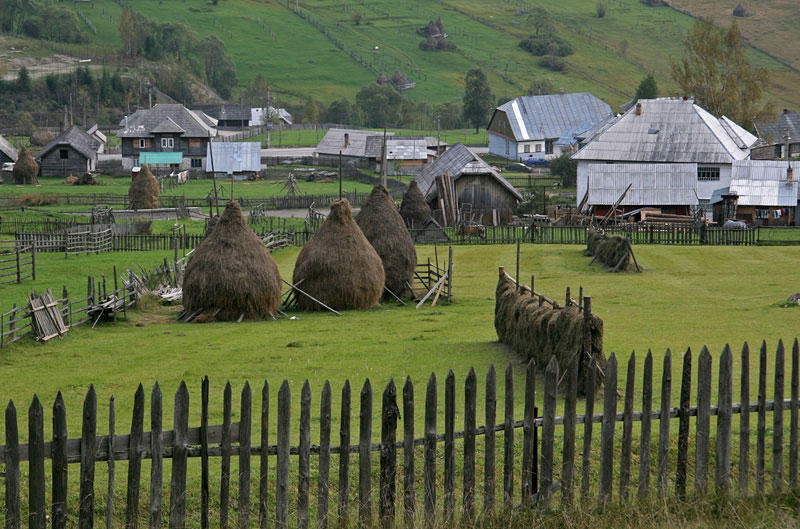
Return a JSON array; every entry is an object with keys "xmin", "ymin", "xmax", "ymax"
[
  {"xmin": 314, "ymin": 128, "xmax": 395, "ymax": 162},
  {"xmin": 752, "ymin": 109, "xmax": 800, "ymax": 160},
  {"xmin": 207, "ymin": 142, "xmax": 261, "ymax": 176},
  {"xmin": 488, "ymin": 92, "xmax": 613, "ymax": 161},
  {"xmin": 194, "ymin": 104, "xmax": 251, "ymax": 128},
  {"xmin": 712, "ymin": 160, "xmax": 800, "ymax": 226}
]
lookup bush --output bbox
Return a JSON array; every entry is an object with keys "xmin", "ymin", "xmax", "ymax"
[
  {"xmin": 520, "ymin": 34, "xmax": 573, "ymax": 56},
  {"xmin": 549, "ymin": 152, "xmax": 577, "ymax": 186},
  {"xmin": 538, "ymin": 55, "xmax": 567, "ymax": 71},
  {"xmin": 596, "ymin": 2, "xmax": 607, "ymax": 17}
]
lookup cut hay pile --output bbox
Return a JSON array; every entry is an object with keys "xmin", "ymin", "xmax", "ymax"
[
  {"xmin": 13, "ymin": 147, "xmax": 38, "ymax": 185},
  {"xmin": 356, "ymin": 184, "xmax": 417, "ymax": 298},
  {"xmin": 293, "ymin": 199, "xmax": 384, "ymax": 311},
  {"xmin": 399, "ymin": 180, "xmax": 432, "ymax": 228},
  {"xmin": 128, "ymin": 165, "xmax": 159, "ymax": 210},
  {"xmin": 29, "ymin": 129, "xmax": 55, "ymax": 147},
  {"xmin": 494, "ymin": 273, "xmax": 604, "ymax": 394},
  {"xmin": 182, "ymin": 201, "xmax": 281, "ymax": 322},
  {"xmin": 585, "ymin": 228, "xmax": 639, "ymax": 272}
]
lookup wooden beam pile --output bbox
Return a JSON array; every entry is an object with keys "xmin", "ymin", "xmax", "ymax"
[
  {"xmin": 435, "ymin": 172, "xmax": 457, "ymax": 226},
  {"xmin": 28, "ymin": 289, "xmax": 68, "ymax": 341}
]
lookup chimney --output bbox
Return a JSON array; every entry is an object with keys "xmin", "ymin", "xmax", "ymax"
[
  {"xmin": 788, "ymin": 166, "xmax": 794, "ymax": 181},
  {"xmin": 635, "ymin": 102, "xmax": 642, "ymax": 116},
  {"xmin": 344, "ymin": 132, "xmax": 350, "ymax": 148},
  {"xmin": 683, "ymin": 95, "xmax": 689, "ymax": 101},
  {"xmin": 559, "ymin": 88, "xmax": 565, "ymax": 95}
]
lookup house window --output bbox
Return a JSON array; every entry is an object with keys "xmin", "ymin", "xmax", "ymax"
[
  {"xmin": 59, "ymin": 149, "xmax": 68, "ymax": 159},
  {"xmin": 191, "ymin": 158, "xmax": 202, "ymax": 168},
  {"xmin": 161, "ymin": 137, "xmax": 174, "ymax": 149},
  {"xmin": 523, "ymin": 144, "xmax": 530, "ymax": 153},
  {"xmin": 545, "ymin": 140, "xmax": 554, "ymax": 154},
  {"xmin": 697, "ymin": 166, "xmax": 720, "ymax": 181},
  {"xmin": 138, "ymin": 139, "xmax": 146, "ymax": 149},
  {"xmin": 535, "ymin": 144, "xmax": 542, "ymax": 152},
  {"xmin": 775, "ymin": 144, "xmax": 783, "ymax": 158}
]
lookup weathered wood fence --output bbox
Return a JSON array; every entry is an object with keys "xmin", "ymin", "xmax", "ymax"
[
  {"xmin": 0, "ymin": 242, "xmax": 35, "ymax": 286},
  {"xmin": 1, "ymin": 340, "xmax": 798, "ymax": 528}
]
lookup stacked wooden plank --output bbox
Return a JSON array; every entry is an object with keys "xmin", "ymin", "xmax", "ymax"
[
  {"xmin": 28, "ymin": 289, "xmax": 68, "ymax": 342},
  {"xmin": 434, "ymin": 173, "xmax": 457, "ymax": 226}
]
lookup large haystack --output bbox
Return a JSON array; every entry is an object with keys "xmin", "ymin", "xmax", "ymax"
[
  {"xmin": 128, "ymin": 165, "xmax": 159, "ymax": 210},
  {"xmin": 292, "ymin": 199, "xmax": 384, "ymax": 311},
  {"xmin": 399, "ymin": 180, "xmax": 432, "ymax": 228},
  {"xmin": 182, "ymin": 201, "xmax": 281, "ymax": 322},
  {"xmin": 13, "ymin": 147, "xmax": 38, "ymax": 185},
  {"xmin": 356, "ymin": 184, "xmax": 417, "ymax": 297},
  {"xmin": 495, "ymin": 273, "xmax": 604, "ymax": 394}
]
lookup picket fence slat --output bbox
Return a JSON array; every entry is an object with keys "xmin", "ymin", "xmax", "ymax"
[
  {"xmin": 221, "ymin": 383, "xmax": 232, "ymax": 529},
  {"xmin": 52, "ymin": 393, "xmax": 68, "ymax": 529},
  {"xmin": 657, "ymin": 351, "xmax": 671, "ymax": 497},
  {"xmin": 79, "ymin": 386, "xmax": 97, "ymax": 529},
  {"xmin": 403, "ymin": 378, "xmax": 415, "ymax": 525},
  {"xmin": 521, "ymin": 361, "xmax": 535, "ymax": 504},
  {"xmin": 561, "ymin": 346, "xmax": 578, "ymax": 505},
  {"xmin": 424, "ymin": 374, "xmax": 436, "ymax": 526},
  {"xmin": 380, "ymin": 380, "xmax": 398, "ymax": 529},
  {"xmin": 298, "ymin": 381, "xmax": 311, "ymax": 529},
  {"xmin": 696, "ymin": 347, "xmax": 712, "ymax": 494},
  {"xmin": 716, "ymin": 345, "xmax": 733, "ymax": 492},
  {"xmin": 319, "ymin": 381, "xmax": 332, "ymax": 529},
  {"xmin": 28, "ymin": 396, "xmax": 45, "ymax": 529},
  {"xmin": 503, "ymin": 364, "xmax": 514, "ymax": 506},
  {"xmin": 739, "ymin": 343, "xmax": 750, "ymax": 494},
  {"xmin": 757, "ymin": 342, "xmax": 767, "ymax": 493},
  {"xmin": 676, "ymin": 349, "xmax": 691, "ymax": 498},
  {"xmin": 259, "ymin": 381, "xmax": 269, "ymax": 529},
  {"xmin": 276, "ymin": 381, "xmax": 290, "ymax": 529},
  {"xmin": 239, "ymin": 383, "xmax": 252, "ymax": 529},
  {"xmin": 126, "ymin": 385, "xmax": 144, "ymax": 529},
  {"xmin": 463, "ymin": 369, "xmax": 476, "ymax": 519},
  {"xmin": 359, "ymin": 380, "xmax": 373, "ymax": 529},
  {"xmin": 598, "ymin": 354, "xmax": 617, "ymax": 506},
  {"xmin": 791, "ymin": 340, "xmax": 799, "ymax": 490},
  {"xmin": 150, "ymin": 384, "xmax": 163, "ymax": 529},
  {"xmin": 774, "ymin": 340, "xmax": 785, "ymax": 492},
  {"xmin": 619, "ymin": 353, "xmax": 635, "ymax": 502},
  {"xmin": 338, "ymin": 381, "xmax": 351, "ymax": 529},
  {"xmin": 201, "ymin": 378, "xmax": 210, "ymax": 529},
  {"xmin": 443, "ymin": 371, "xmax": 455, "ymax": 521},
  {"xmin": 168, "ymin": 382, "xmax": 189, "ymax": 529}
]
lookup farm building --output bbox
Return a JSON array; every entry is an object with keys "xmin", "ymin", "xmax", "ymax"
[
  {"xmin": 0, "ymin": 134, "xmax": 18, "ymax": 165},
  {"xmin": 711, "ymin": 160, "xmax": 800, "ymax": 226},
  {"xmin": 86, "ymin": 124, "xmax": 107, "ymax": 153},
  {"xmin": 363, "ymin": 136, "xmax": 436, "ymax": 175},
  {"xmin": 416, "ymin": 143, "xmax": 523, "ymax": 224},
  {"xmin": 573, "ymin": 98, "xmax": 759, "ymax": 221},
  {"xmin": 119, "ymin": 104, "xmax": 217, "ymax": 171},
  {"xmin": 36, "ymin": 126, "xmax": 101, "ymax": 178},
  {"xmin": 487, "ymin": 92, "xmax": 613, "ymax": 161},
  {"xmin": 250, "ymin": 106, "xmax": 293, "ymax": 127},
  {"xmin": 752, "ymin": 109, "xmax": 800, "ymax": 160},
  {"xmin": 194, "ymin": 104, "xmax": 251, "ymax": 129},
  {"xmin": 206, "ymin": 142, "xmax": 261, "ymax": 179},
  {"xmin": 314, "ymin": 128, "xmax": 395, "ymax": 165}
]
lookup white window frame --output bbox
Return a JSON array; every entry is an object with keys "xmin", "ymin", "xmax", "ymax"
[
  {"xmin": 161, "ymin": 137, "xmax": 174, "ymax": 149},
  {"xmin": 535, "ymin": 144, "xmax": 542, "ymax": 153},
  {"xmin": 523, "ymin": 144, "xmax": 530, "ymax": 153},
  {"xmin": 697, "ymin": 166, "xmax": 720, "ymax": 181},
  {"xmin": 138, "ymin": 139, "xmax": 146, "ymax": 149}
]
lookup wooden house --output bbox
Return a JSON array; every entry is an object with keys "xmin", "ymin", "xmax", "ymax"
[
  {"xmin": 488, "ymin": 92, "xmax": 612, "ymax": 162},
  {"xmin": 752, "ymin": 109, "xmax": 800, "ymax": 160},
  {"xmin": 119, "ymin": 104, "xmax": 217, "ymax": 172},
  {"xmin": 711, "ymin": 160, "xmax": 800, "ymax": 226},
  {"xmin": 193, "ymin": 104, "xmax": 251, "ymax": 129},
  {"xmin": 314, "ymin": 128, "xmax": 394, "ymax": 165},
  {"xmin": 364, "ymin": 136, "xmax": 436, "ymax": 176},
  {"xmin": 0, "ymin": 134, "xmax": 18, "ymax": 165},
  {"xmin": 36, "ymin": 126, "xmax": 100, "ymax": 177},
  {"xmin": 416, "ymin": 143, "xmax": 523, "ymax": 224}
]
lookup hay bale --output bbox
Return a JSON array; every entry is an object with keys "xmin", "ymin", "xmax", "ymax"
[
  {"xmin": 400, "ymin": 180, "xmax": 432, "ymax": 228},
  {"xmin": 13, "ymin": 147, "xmax": 38, "ymax": 185},
  {"xmin": 356, "ymin": 184, "xmax": 417, "ymax": 298},
  {"xmin": 585, "ymin": 227, "xmax": 603, "ymax": 256},
  {"xmin": 293, "ymin": 199, "xmax": 384, "ymax": 311},
  {"xmin": 29, "ymin": 129, "xmax": 55, "ymax": 147},
  {"xmin": 595, "ymin": 235, "xmax": 632, "ymax": 271},
  {"xmin": 494, "ymin": 273, "xmax": 604, "ymax": 394},
  {"xmin": 128, "ymin": 165, "xmax": 159, "ymax": 209},
  {"xmin": 63, "ymin": 175, "xmax": 79, "ymax": 185},
  {"xmin": 182, "ymin": 201, "xmax": 281, "ymax": 322}
]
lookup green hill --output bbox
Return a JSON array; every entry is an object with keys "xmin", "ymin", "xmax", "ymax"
[{"xmin": 4, "ymin": 0, "xmax": 800, "ymax": 112}]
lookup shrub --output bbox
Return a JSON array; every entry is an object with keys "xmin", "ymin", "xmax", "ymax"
[
  {"xmin": 520, "ymin": 34, "xmax": 573, "ymax": 56},
  {"xmin": 596, "ymin": 2, "xmax": 607, "ymax": 17},
  {"xmin": 538, "ymin": 55, "xmax": 567, "ymax": 71},
  {"xmin": 549, "ymin": 152, "xmax": 577, "ymax": 186}
]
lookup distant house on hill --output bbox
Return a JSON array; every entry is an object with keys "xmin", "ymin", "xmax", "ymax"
[
  {"xmin": 416, "ymin": 143, "xmax": 523, "ymax": 224},
  {"xmin": 36, "ymin": 126, "xmax": 101, "ymax": 177},
  {"xmin": 0, "ymin": 134, "xmax": 18, "ymax": 165},
  {"xmin": 487, "ymin": 92, "xmax": 613, "ymax": 161},
  {"xmin": 572, "ymin": 97, "xmax": 759, "ymax": 220},
  {"xmin": 118, "ymin": 104, "xmax": 218, "ymax": 171},
  {"xmin": 752, "ymin": 109, "xmax": 800, "ymax": 160},
  {"xmin": 193, "ymin": 104, "xmax": 251, "ymax": 128}
]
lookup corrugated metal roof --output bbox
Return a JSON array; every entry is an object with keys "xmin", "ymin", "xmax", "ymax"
[
  {"xmin": 573, "ymin": 98, "xmax": 757, "ymax": 163},
  {"xmin": 37, "ymin": 126, "xmax": 101, "ymax": 161},
  {"xmin": 364, "ymin": 136, "xmax": 429, "ymax": 160},
  {"xmin": 139, "ymin": 152, "xmax": 183, "ymax": 165},
  {"xmin": 193, "ymin": 104, "xmax": 251, "ymax": 121},
  {"xmin": 0, "ymin": 134, "xmax": 18, "ymax": 161},
  {"xmin": 119, "ymin": 104, "xmax": 217, "ymax": 138},
  {"xmin": 416, "ymin": 143, "xmax": 523, "ymax": 201},
  {"xmin": 586, "ymin": 163, "xmax": 699, "ymax": 206},
  {"xmin": 728, "ymin": 160, "xmax": 800, "ymax": 206},
  {"xmin": 207, "ymin": 142, "xmax": 261, "ymax": 173},
  {"xmin": 314, "ymin": 128, "xmax": 395, "ymax": 157},
  {"xmin": 492, "ymin": 92, "xmax": 613, "ymax": 142},
  {"xmin": 758, "ymin": 110, "xmax": 800, "ymax": 144}
]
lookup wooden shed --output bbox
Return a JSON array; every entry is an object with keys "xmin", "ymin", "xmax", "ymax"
[
  {"xmin": 36, "ymin": 126, "xmax": 100, "ymax": 178},
  {"xmin": 0, "ymin": 134, "xmax": 18, "ymax": 165},
  {"xmin": 416, "ymin": 143, "xmax": 523, "ymax": 224}
]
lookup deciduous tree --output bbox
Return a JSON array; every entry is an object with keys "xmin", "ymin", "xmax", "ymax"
[
  {"xmin": 634, "ymin": 73, "xmax": 658, "ymax": 102},
  {"xmin": 462, "ymin": 68, "xmax": 494, "ymax": 133}
]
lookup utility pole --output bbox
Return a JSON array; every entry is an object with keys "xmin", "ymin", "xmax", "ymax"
[
  {"xmin": 266, "ymin": 88, "xmax": 271, "ymax": 149},
  {"xmin": 380, "ymin": 127, "xmax": 388, "ymax": 187},
  {"xmin": 436, "ymin": 113, "xmax": 441, "ymax": 153}
]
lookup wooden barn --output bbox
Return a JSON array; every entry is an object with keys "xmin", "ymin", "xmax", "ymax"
[
  {"xmin": 0, "ymin": 134, "xmax": 18, "ymax": 165},
  {"xmin": 36, "ymin": 126, "xmax": 101, "ymax": 178},
  {"xmin": 416, "ymin": 143, "xmax": 523, "ymax": 225},
  {"xmin": 711, "ymin": 160, "xmax": 800, "ymax": 226}
]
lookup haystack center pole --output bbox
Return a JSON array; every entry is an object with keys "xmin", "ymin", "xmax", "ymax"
[
  {"xmin": 380, "ymin": 127, "xmax": 388, "ymax": 188},
  {"xmin": 208, "ymin": 132, "xmax": 220, "ymax": 216},
  {"xmin": 339, "ymin": 151, "xmax": 343, "ymax": 200}
]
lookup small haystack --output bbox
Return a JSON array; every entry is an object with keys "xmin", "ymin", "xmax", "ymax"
[
  {"xmin": 376, "ymin": 72, "xmax": 389, "ymax": 85},
  {"xmin": 585, "ymin": 228, "xmax": 640, "ymax": 272},
  {"xmin": 292, "ymin": 199, "xmax": 384, "ymax": 311},
  {"xmin": 128, "ymin": 165, "xmax": 160, "ymax": 210},
  {"xmin": 356, "ymin": 184, "xmax": 417, "ymax": 298},
  {"xmin": 732, "ymin": 2, "xmax": 746, "ymax": 17},
  {"xmin": 13, "ymin": 147, "xmax": 38, "ymax": 185},
  {"xmin": 29, "ymin": 129, "xmax": 55, "ymax": 147},
  {"xmin": 182, "ymin": 201, "xmax": 281, "ymax": 322},
  {"xmin": 399, "ymin": 180, "xmax": 432, "ymax": 228}
]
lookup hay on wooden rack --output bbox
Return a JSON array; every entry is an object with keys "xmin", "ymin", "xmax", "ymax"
[
  {"xmin": 585, "ymin": 228, "xmax": 639, "ymax": 272},
  {"xmin": 128, "ymin": 165, "xmax": 160, "ymax": 210},
  {"xmin": 356, "ymin": 184, "xmax": 417, "ymax": 298},
  {"xmin": 399, "ymin": 180, "xmax": 432, "ymax": 228},
  {"xmin": 292, "ymin": 199, "xmax": 384, "ymax": 311},
  {"xmin": 182, "ymin": 201, "xmax": 282, "ymax": 322},
  {"xmin": 13, "ymin": 147, "xmax": 38, "ymax": 185}
]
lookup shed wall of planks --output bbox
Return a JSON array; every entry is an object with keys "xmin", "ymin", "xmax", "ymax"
[{"xmin": 1, "ymin": 340, "xmax": 799, "ymax": 528}]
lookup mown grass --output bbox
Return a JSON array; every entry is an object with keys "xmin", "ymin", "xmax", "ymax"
[{"xmin": 249, "ymin": 128, "xmax": 488, "ymax": 148}]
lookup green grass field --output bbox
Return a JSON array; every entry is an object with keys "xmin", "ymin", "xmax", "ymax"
[{"xmin": 249, "ymin": 128, "xmax": 488, "ymax": 148}]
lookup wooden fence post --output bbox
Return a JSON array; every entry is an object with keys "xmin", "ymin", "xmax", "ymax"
[
  {"xmin": 52, "ymin": 392, "xmax": 68, "ymax": 529},
  {"xmin": 126, "ymin": 384, "xmax": 144, "ymax": 529},
  {"xmin": 168, "ymin": 382, "xmax": 189, "ymax": 529},
  {"xmin": 522, "ymin": 360, "xmax": 535, "ymax": 505},
  {"xmin": 276, "ymin": 381, "xmax": 290, "ymax": 529},
  {"xmin": 657, "ymin": 350, "xmax": 671, "ymax": 497},
  {"xmin": 28, "ymin": 396, "xmax": 46, "ymax": 529},
  {"xmin": 221, "ymin": 383, "xmax": 232, "ymax": 529},
  {"xmin": 774, "ymin": 340, "xmax": 785, "ymax": 492},
  {"xmin": 539, "ymin": 356, "xmax": 558, "ymax": 510},
  {"xmin": 484, "ymin": 366, "xmax": 496, "ymax": 514},
  {"xmin": 463, "ymin": 369, "xmax": 476, "ymax": 520},
  {"xmin": 338, "ymin": 381, "xmax": 351, "ymax": 529},
  {"xmin": 444, "ymin": 371, "xmax": 455, "ymax": 521},
  {"xmin": 5, "ymin": 400, "xmax": 20, "ymax": 529},
  {"xmin": 79, "ymin": 386, "xmax": 97, "ymax": 529},
  {"xmin": 240, "ymin": 382, "xmax": 252, "ymax": 529},
  {"xmin": 359, "ymin": 379, "xmax": 373, "ymax": 529},
  {"xmin": 150, "ymin": 383, "xmax": 163, "ymax": 529},
  {"xmin": 424, "ymin": 374, "xmax": 437, "ymax": 527},
  {"xmin": 716, "ymin": 345, "xmax": 733, "ymax": 493},
  {"xmin": 380, "ymin": 380, "xmax": 398, "ymax": 529},
  {"xmin": 260, "ymin": 381, "xmax": 270, "ymax": 529},
  {"xmin": 739, "ymin": 343, "xmax": 750, "ymax": 495},
  {"xmin": 298, "ymin": 381, "xmax": 311, "ymax": 529},
  {"xmin": 319, "ymin": 381, "xmax": 332, "ymax": 529},
  {"xmin": 403, "ymin": 377, "xmax": 415, "ymax": 527},
  {"xmin": 598, "ymin": 353, "xmax": 617, "ymax": 507},
  {"xmin": 696, "ymin": 347, "xmax": 712, "ymax": 495},
  {"xmin": 503, "ymin": 364, "xmax": 514, "ymax": 507}
]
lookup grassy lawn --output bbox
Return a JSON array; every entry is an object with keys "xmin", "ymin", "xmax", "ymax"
[{"xmin": 247, "ymin": 128, "xmax": 488, "ymax": 148}]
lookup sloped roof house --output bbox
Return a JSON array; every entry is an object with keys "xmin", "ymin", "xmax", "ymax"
[{"xmin": 36, "ymin": 126, "xmax": 101, "ymax": 177}]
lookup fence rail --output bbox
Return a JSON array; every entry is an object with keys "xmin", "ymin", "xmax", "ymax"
[
  {"xmin": 0, "ymin": 241, "xmax": 35, "ymax": 285},
  {"xmin": 0, "ymin": 339, "xmax": 797, "ymax": 528}
]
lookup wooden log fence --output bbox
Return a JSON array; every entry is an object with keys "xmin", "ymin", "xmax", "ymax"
[
  {"xmin": 0, "ymin": 242, "xmax": 35, "ymax": 286},
  {"xmin": 0, "ymin": 340, "xmax": 798, "ymax": 527}
]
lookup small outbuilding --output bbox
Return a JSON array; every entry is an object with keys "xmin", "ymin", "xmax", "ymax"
[
  {"xmin": 0, "ymin": 134, "xmax": 19, "ymax": 165},
  {"xmin": 36, "ymin": 126, "xmax": 101, "ymax": 177}
]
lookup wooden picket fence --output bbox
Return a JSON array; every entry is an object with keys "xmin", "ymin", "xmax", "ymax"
[
  {"xmin": 0, "ymin": 340, "xmax": 798, "ymax": 528},
  {"xmin": 0, "ymin": 241, "xmax": 35, "ymax": 286}
]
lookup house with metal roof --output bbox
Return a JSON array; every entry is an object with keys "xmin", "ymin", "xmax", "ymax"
[
  {"xmin": 573, "ymin": 98, "xmax": 759, "ymax": 220},
  {"xmin": 207, "ymin": 142, "xmax": 262, "ymax": 178},
  {"xmin": 416, "ymin": 143, "xmax": 523, "ymax": 224},
  {"xmin": 711, "ymin": 160, "xmax": 800, "ymax": 226},
  {"xmin": 752, "ymin": 109, "xmax": 800, "ymax": 160},
  {"xmin": 118, "ymin": 104, "xmax": 217, "ymax": 171},
  {"xmin": 314, "ymin": 128, "xmax": 395, "ymax": 165},
  {"xmin": 36, "ymin": 126, "xmax": 101, "ymax": 177},
  {"xmin": 0, "ymin": 134, "xmax": 18, "ymax": 165},
  {"xmin": 487, "ymin": 92, "xmax": 613, "ymax": 161},
  {"xmin": 193, "ymin": 104, "xmax": 251, "ymax": 128},
  {"xmin": 363, "ymin": 136, "xmax": 436, "ymax": 175},
  {"xmin": 250, "ymin": 106, "xmax": 293, "ymax": 127}
]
